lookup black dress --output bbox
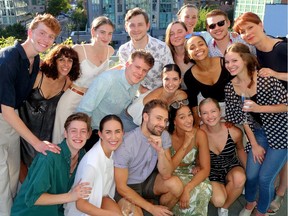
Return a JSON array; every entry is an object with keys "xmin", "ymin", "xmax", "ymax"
[{"xmin": 19, "ymin": 73, "xmax": 66, "ymax": 167}]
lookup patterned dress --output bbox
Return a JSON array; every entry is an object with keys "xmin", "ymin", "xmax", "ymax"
[{"xmin": 170, "ymin": 145, "xmax": 212, "ymax": 216}]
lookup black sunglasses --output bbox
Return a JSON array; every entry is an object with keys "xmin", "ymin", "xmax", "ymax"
[
  {"xmin": 208, "ymin": 20, "xmax": 226, "ymax": 30},
  {"xmin": 170, "ymin": 99, "xmax": 189, "ymax": 109}
]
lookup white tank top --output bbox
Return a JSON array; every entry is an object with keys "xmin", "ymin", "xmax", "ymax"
[{"xmin": 73, "ymin": 45, "xmax": 110, "ymax": 88}]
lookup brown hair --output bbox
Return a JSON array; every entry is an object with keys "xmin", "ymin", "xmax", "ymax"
[
  {"xmin": 143, "ymin": 99, "xmax": 168, "ymax": 115},
  {"xmin": 40, "ymin": 44, "xmax": 80, "ymax": 81},
  {"xmin": 205, "ymin": 9, "xmax": 229, "ymax": 27},
  {"xmin": 165, "ymin": 21, "xmax": 190, "ymax": 64},
  {"xmin": 233, "ymin": 12, "xmax": 262, "ymax": 34},
  {"xmin": 225, "ymin": 43, "xmax": 259, "ymax": 88},
  {"xmin": 29, "ymin": 13, "xmax": 61, "ymax": 36},
  {"xmin": 91, "ymin": 16, "xmax": 115, "ymax": 32},
  {"xmin": 64, "ymin": 112, "xmax": 91, "ymax": 131},
  {"xmin": 128, "ymin": 49, "xmax": 155, "ymax": 69},
  {"xmin": 99, "ymin": 114, "xmax": 123, "ymax": 132},
  {"xmin": 125, "ymin": 7, "xmax": 149, "ymax": 24},
  {"xmin": 177, "ymin": 3, "xmax": 198, "ymax": 17}
]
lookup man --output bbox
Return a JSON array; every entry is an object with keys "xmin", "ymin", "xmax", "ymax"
[
  {"xmin": 118, "ymin": 7, "xmax": 174, "ymax": 93},
  {"xmin": 0, "ymin": 14, "xmax": 61, "ymax": 216},
  {"xmin": 114, "ymin": 99, "xmax": 183, "ymax": 216},
  {"xmin": 77, "ymin": 50, "xmax": 154, "ymax": 150},
  {"xmin": 206, "ymin": 9, "xmax": 255, "ymax": 57},
  {"xmin": 11, "ymin": 112, "xmax": 91, "ymax": 216}
]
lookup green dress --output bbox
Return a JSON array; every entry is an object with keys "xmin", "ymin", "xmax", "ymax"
[{"xmin": 170, "ymin": 145, "xmax": 212, "ymax": 216}]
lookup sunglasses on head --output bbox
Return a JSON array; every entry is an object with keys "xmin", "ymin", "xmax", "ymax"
[
  {"xmin": 208, "ymin": 20, "xmax": 225, "ymax": 30},
  {"xmin": 170, "ymin": 99, "xmax": 189, "ymax": 109}
]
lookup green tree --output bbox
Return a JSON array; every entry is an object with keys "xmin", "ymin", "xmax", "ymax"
[
  {"xmin": 0, "ymin": 23, "xmax": 26, "ymax": 41},
  {"xmin": 46, "ymin": 0, "xmax": 70, "ymax": 16},
  {"xmin": 194, "ymin": 6, "xmax": 216, "ymax": 32}
]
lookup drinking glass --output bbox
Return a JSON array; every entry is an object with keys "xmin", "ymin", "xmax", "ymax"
[
  {"xmin": 241, "ymin": 93, "xmax": 251, "ymax": 124},
  {"xmin": 121, "ymin": 199, "xmax": 135, "ymax": 216}
]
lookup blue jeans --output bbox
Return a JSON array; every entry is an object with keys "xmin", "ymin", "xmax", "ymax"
[{"xmin": 245, "ymin": 127, "xmax": 287, "ymax": 213}]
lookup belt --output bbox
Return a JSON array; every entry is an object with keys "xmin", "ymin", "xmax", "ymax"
[{"xmin": 69, "ymin": 86, "xmax": 85, "ymax": 96}]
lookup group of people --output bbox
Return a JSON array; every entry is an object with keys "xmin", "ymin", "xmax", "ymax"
[{"xmin": 0, "ymin": 3, "xmax": 286, "ymax": 216}]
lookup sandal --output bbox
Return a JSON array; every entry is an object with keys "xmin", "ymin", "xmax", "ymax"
[
  {"xmin": 266, "ymin": 195, "xmax": 284, "ymax": 215},
  {"xmin": 239, "ymin": 202, "xmax": 257, "ymax": 216}
]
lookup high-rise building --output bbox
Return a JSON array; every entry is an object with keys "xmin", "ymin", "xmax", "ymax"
[
  {"xmin": 234, "ymin": 0, "xmax": 283, "ymax": 20},
  {"xmin": 0, "ymin": 0, "xmax": 28, "ymax": 26}
]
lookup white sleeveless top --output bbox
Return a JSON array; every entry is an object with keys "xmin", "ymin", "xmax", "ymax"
[{"xmin": 73, "ymin": 45, "xmax": 110, "ymax": 88}]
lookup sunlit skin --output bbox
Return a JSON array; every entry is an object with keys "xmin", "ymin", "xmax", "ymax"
[
  {"xmin": 178, "ymin": 7, "xmax": 198, "ymax": 34},
  {"xmin": 125, "ymin": 14, "xmax": 150, "ymax": 42},
  {"xmin": 125, "ymin": 57, "xmax": 151, "ymax": 85},
  {"xmin": 186, "ymin": 36, "xmax": 209, "ymax": 61},
  {"xmin": 56, "ymin": 56, "xmax": 73, "ymax": 78},
  {"xmin": 224, "ymin": 51, "xmax": 246, "ymax": 77},
  {"xmin": 162, "ymin": 71, "xmax": 182, "ymax": 94},
  {"xmin": 169, "ymin": 23, "xmax": 187, "ymax": 48},
  {"xmin": 237, "ymin": 22, "xmax": 265, "ymax": 46},
  {"xmin": 92, "ymin": 24, "xmax": 114, "ymax": 46},
  {"xmin": 174, "ymin": 106, "xmax": 194, "ymax": 132},
  {"xmin": 98, "ymin": 120, "xmax": 124, "ymax": 158},
  {"xmin": 200, "ymin": 102, "xmax": 221, "ymax": 127},
  {"xmin": 28, "ymin": 23, "xmax": 56, "ymax": 54},
  {"xmin": 206, "ymin": 15, "xmax": 230, "ymax": 41},
  {"xmin": 64, "ymin": 120, "xmax": 90, "ymax": 155},
  {"xmin": 144, "ymin": 107, "xmax": 168, "ymax": 136}
]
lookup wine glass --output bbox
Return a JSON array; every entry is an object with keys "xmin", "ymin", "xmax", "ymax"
[
  {"xmin": 121, "ymin": 199, "xmax": 135, "ymax": 216},
  {"xmin": 241, "ymin": 93, "xmax": 251, "ymax": 124}
]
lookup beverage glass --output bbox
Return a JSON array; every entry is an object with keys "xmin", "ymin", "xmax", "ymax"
[{"xmin": 121, "ymin": 199, "xmax": 135, "ymax": 216}]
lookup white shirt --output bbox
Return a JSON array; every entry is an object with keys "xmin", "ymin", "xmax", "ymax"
[{"xmin": 64, "ymin": 141, "xmax": 115, "ymax": 216}]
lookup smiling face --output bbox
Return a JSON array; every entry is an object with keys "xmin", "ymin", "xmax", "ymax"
[
  {"xmin": 178, "ymin": 7, "xmax": 198, "ymax": 33},
  {"xmin": 200, "ymin": 101, "xmax": 221, "ymax": 127},
  {"xmin": 64, "ymin": 120, "xmax": 89, "ymax": 154},
  {"xmin": 28, "ymin": 22, "xmax": 56, "ymax": 53},
  {"xmin": 237, "ymin": 22, "xmax": 264, "ymax": 46},
  {"xmin": 174, "ymin": 105, "xmax": 194, "ymax": 132},
  {"xmin": 169, "ymin": 23, "xmax": 187, "ymax": 47},
  {"xmin": 98, "ymin": 119, "xmax": 123, "ymax": 157},
  {"xmin": 162, "ymin": 71, "xmax": 181, "ymax": 94},
  {"xmin": 224, "ymin": 51, "xmax": 246, "ymax": 76},
  {"xmin": 144, "ymin": 107, "xmax": 168, "ymax": 136},
  {"xmin": 56, "ymin": 55, "xmax": 73, "ymax": 77},
  {"xmin": 206, "ymin": 15, "xmax": 230, "ymax": 41},
  {"xmin": 125, "ymin": 56, "xmax": 150, "ymax": 85},
  {"xmin": 125, "ymin": 14, "xmax": 149, "ymax": 42},
  {"xmin": 92, "ymin": 24, "xmax": 114, "ymax": 45},
  {"xmin": 186, "ymin": 36, "xmax": 208, "ymax": 60}
]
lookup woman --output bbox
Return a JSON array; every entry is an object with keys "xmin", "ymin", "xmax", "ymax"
[
  {"xmin": 11, "ymin": 113, "xmax": 92, "ymax": 216},
  {"xmin": 165, "ymin": 21, "xmax": 193, "ymax": 89},
  {"xmin": 177, "ymin": 3, "xmax": 211, "ymax": 43},
  {"xmin": 19, "ymin": 44, "xmax": 80, "ymax": 176},
  {"xmin": 123, "ymin": 64, "xmax": 187, "ymax": 131},
  {"xmin": 224, "ymin": 43, "xmax": 287, "ymax": 216},
  {"xmin": 65, "ymin": 115, "xmax": 123, "ymax": 216},
  {"xmin": 53, "ymin": 16, "xmax": 115, "ymax": 144},
  {"xmin": 168, "ymin": 101, "xmax": 212, "ymax": 216},
  {"xmin": 199, "ymin": 98, "xmax": 246, "ymax": 216},
  {"xmin": 184, "ymin": 35, "xmax": 232, "ymax": 126},
  {"xmin": 233, "ymin": 14, "xmax": 287, "ymax": 214},
  {"xmin": 233, "ymin": 12, "xmax": 287, "ymax": 88}
]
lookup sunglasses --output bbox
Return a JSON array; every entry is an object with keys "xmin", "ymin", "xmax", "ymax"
[
  {"xmin": 208, "ymin": 20, "xmax": 225, "ymax": 30},
  {"xmin": 170, "ymin": 99, "xmax": 189, "ymax": 109}
]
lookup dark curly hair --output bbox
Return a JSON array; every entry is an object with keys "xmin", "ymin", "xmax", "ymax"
[{"xmin": 40, "ymin": 44, "xmax": 81, "ymax": 81}]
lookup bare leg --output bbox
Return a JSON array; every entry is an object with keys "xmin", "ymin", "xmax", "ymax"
[
  {"xmin": 222, "ymin": 166, "xmax": 246, "ymax": 209},
  {"xmin": 153, "ymin": 175, "xmax": 183, "ymax": 209},
  {"xmin": 101, "ymin": 197, "xmax": 122, "ymax": 214},
  {"xmin": 210, "ymin": 181, "xmax": 227, "ymax": 208}
]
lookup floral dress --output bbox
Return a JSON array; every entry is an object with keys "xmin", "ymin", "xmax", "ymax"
[{"xmin": 170, "ymin": 144, "xmax": 212, "ymax": 216}]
